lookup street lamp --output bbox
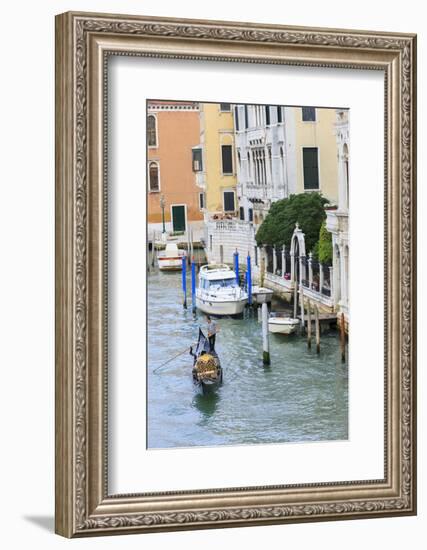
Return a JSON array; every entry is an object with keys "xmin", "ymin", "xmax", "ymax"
[{"xmin": 160, "ymin": 194, "xmax": 166, "ymax": 235}]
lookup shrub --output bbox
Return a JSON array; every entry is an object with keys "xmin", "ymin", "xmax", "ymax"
[{"xmin": 255, "ymin": 193, "xmax": 328, "ymax": 253}]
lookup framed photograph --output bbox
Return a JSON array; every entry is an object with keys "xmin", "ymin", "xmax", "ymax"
[{"xmin": 55, "ymin": 11, "xmax": 417, "ymax": 537}]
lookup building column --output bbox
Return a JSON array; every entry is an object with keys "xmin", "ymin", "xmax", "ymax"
[
  {"xmin": 273, "ymin": 246, "xmax": 277, "ymax": 275},
  {"xmin": 308, "ymin": 252, "xmax": 313, "ymax": 289},
  {"xmin": 344, "ymin": 246, "xmax": 349, "ymax": 309},
  {"xmin": 319, "ymin": 263, "xmax": 324, "ymax": 293},
  {"xmin": 281, "ymin": 246, "xmax": 286, "ymax": 277},
  {"xmin": 329, "ymin": 266, "xmax": 334, "ymax": 301},
  {"xmin": 299, "ymin": 256, "xmax": 305, "ymax": 285},
  {"xmin": 340, "ymin": 245, "xmax": 348, "ymax": 307},
  {"xmin": 262, "ymin": 246, "xmax": 267, "ymax": 275},
  {"xmin": 257, "ymin": 246, "xmax": 262, "ymax": 268},
  {"xmin": 332, "ymin": 244, "xmax": 341, "ymax": 306},
  {"xmin": 290, "ymin": 251, "xmax": 295, "ymax": 283},
  {"xmin": 337, "ymin": 142, "xmax": 349, "ymax": 214}
]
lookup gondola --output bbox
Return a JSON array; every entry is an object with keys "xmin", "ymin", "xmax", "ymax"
[{"xmin": 190, "ymin": 329, "xmax": 223, "ymax": 394}]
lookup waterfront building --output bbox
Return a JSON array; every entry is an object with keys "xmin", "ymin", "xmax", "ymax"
[
  {"xmin": 326, "ymin": 109, "xmax": 350, "ymax": 326},
  {"xmin": 147, "ymin": 101, "xmax": 203, "ymax": 239},
  {"xmin": 234, "ymin": 104, "xmax": 291, "ymax": 224},
  {"xmin": 253, "ymin": 108, "xmax": 349, "ymax": 324},
  {"xmin": 293, "ymin": 107, "xmax": 339, "ymax": 203},
  {"xmin": 193, "ymin": 102, "xmax": 237, "ymax": 219},
  {"xmin": 207, "ymin": 105, "xmax": 340, "ymax": 266},
  {"xmin": 234, "ymin": 105, "xmax": 339, "ymax": 224}
]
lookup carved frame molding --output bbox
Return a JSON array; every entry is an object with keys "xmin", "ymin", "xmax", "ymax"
[{"xmin": 55, "ymin": 12, "xmax": 416, "ymax": 537}]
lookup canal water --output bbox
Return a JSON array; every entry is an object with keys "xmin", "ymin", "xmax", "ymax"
[{"xmin": 147, "ymin": 269, "xmax": 348, "ymax": 449}]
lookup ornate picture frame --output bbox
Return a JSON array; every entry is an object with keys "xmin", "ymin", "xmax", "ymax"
[{"xmin": 55, "ymin": 11, "xmax": 416, "ymax": 537}]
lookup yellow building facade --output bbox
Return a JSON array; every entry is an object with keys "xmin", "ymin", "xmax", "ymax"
[
  {"xmin": 293, "ymin": 106, "xmax": 338, "ymax": 204},
  {"xmin": 195, "ymin": 103, "xmax": 237, "ymax": 217}
]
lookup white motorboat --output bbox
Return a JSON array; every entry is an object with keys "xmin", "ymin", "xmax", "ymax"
[
  {"xmin": 196, "ymin": 264, "xmax": 248, "ymax": 316},
  {"xmin": 157, "ymin": 243, "xmax": 185, "ymax": 271},
  {"xmin": 268, "ymin": 313, "xmax": 300, "ymax": 335},
  {"xmin": 251, "ymin": 285, "xmax": 273, "ymax": 304}
]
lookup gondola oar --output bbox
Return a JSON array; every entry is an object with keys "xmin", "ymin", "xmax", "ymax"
[{"xmin": 152, "ymin": 343, "xmax": 197, "ymax": 374}]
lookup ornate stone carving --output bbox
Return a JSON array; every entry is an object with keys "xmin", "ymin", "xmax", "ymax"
[{"xmin": 70, "ymin": 15, "xmax": 415, "ymax": 532}]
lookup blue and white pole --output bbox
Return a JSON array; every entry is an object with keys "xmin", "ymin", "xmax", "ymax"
[
  {"xmin": 247, "ymin": 253, "xmax": 252, "ymax": 306},
  {"xmin": 191, "ymin": 257, "xmax": 196, "ymax": 314},
  {"xmin": 182, "ymin": 255, "xmax": 187, "ymax": 309},
  {"xmin": 234, "ymin": 249, "xmax": 239, "ymax": 285}
]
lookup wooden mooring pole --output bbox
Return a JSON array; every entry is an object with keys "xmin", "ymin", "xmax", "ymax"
[
  {"xmin": 340, "ymin": 312, "xmax": 346, "ymax": 363},
  {"xmin": 191, "ymin": 257, "xmax": 196, "ymax": 315},
  {"xmin": 190, "ymin": 227, "xmax": 194, "ymax": 260},
  {"xmin": 182, "ymin": 255, "xmax": 187, "ymax": 309},
  {"xmin": 307, "ymin": 300, "xmax": 312, "ymax": 349},
  {"xmin": 152, "ymin": 231, "xmax": 156, "ymax": 267},
  {"xmin": 261, "ymin": 302, "xmax": 270, "ymax": 365},
  {"xmin": 315, "ymin": 305, "xmax": 320, "ymax": 354}
]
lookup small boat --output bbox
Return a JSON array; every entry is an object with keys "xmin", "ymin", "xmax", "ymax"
[
  {"xmin": 251, "ymin": 285, "xmax": 273, "ymax": 304},
  {"xmin": 157, "ymin": 243, "xmax": 185, "ymax": 271},
  {"xmin": 190, "ymin": 329, "xmax": 223, "ymax": 394},
  {"xmin": 268, "ymin": 313, "xmax": 300, "ymax": 335},
  {"xmin": 196, "ymin": 264, "xmax": 248, "ymax": 316}
]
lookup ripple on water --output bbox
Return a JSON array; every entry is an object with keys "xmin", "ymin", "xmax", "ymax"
[{"xmin": 147, "ymin": 271, "xmax": 348, "ymax": 449}]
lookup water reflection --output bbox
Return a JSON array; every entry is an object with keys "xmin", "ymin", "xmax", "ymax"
[
  {"xmin": 193, "ymin": 392, "xmax": 221, "ymax": 420},
  {"xmin": 147, "ymin": 270, "xmax": 348, "ymax": 449}
]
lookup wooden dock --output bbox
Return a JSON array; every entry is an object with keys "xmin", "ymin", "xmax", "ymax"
[{"xmin": 297, "ymin": 313, "xmax": 337, "ymax": 326}]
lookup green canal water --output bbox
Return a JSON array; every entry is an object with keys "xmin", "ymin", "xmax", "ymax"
[{"xmin": 147, "ymin": 269, "xmax": 348, "ymax": 449}]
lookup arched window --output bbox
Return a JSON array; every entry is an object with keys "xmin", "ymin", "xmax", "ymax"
[
  {"xmin": 148, "ymin": 162, "xmax": 160, "ymax": 192},
  {"xmin": 147, "ymin": 115, "xmax": 157, "ymax": 147}
]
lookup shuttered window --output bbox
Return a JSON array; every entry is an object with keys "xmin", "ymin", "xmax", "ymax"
[
  {"xmin": 244, "ymin": 105, "xmax": 249, "ymax": 128},
  {"xmin": 277, "ymin": 106, "xmax": 283, "ymax": 123},
  {"xmin": 223, "ymin": 191, "xmax": 235, "ymax": 212},
  {"xmin": 192, "ymin": 148, "xmax": 203, "ymax": 172},
  {"xmin": 265, "ymin": 105, "xmax": 270, "ymax": 125},
  {"xmin": 248, "ymin": 208, "xmax": 253, "ymax": 222},
  {"xmin": 239, "ymin": 206, "xmax": 245, "ymax": 220},
  {"xmin": 147, "ymin": 115, "xmax": 157, "ymax": 147},
  {"xmin": 221, "ymin": 145, "xmax": 233, "ymax": 174},
  {"xmin": 148, "ymin": 162, "xmax": 160, "ymax": 192},
  {"xmin": 302, "ymin": 107, "xmax": 316, "ymax": 122},
  {"xmin": 234, "ymin": 106, "xmax": 239, "ymax": 131},
  {"xmin": 302, "ymin": 148, "xmax": 319, "ymax": 190}
]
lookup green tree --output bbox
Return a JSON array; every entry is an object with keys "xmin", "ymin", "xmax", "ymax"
[
  {"xmin": 255, "ymin": 193, "xmax": 328, "ymax": 253},
  {"xmin": 317, "ymin": 220, "xmax": 333, "ymax": 265}
]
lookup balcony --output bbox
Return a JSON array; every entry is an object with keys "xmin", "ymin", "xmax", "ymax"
[{"xmin": 326, "ymin": 208, "xmax": 349, "ymax": 235}]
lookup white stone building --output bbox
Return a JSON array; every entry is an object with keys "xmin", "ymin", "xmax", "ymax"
[
  {"xmin": 233, "ymin": 104, "xmax": 297, "ymax": 224},
  {"xmin": 326, "ymin": 109, "xmax": 350, "ymax": 326},
  {"xmin": 205, "ymin": 104, "xmax": 297, "ymax": 266}
]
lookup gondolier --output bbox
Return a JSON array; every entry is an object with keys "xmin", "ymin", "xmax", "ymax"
[
  {"xmin": 206, "ymin": 315, "xmax": 219, "ymax": 351},
  {"xmin": 191, "ymin": 328, "xmax": 223, "ymax": 394}
]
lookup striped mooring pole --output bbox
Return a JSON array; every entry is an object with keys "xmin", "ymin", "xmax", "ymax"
[
  {"xmin": 234, "ymin": 249, "xmax": 239, "ymax": 285},
  {"xmin": 182, "ymin": 255, "xmax": 187, "ymax": 309},
  {"xmin": 191, "ymin": 257, "xmax": 196, "ymax": 315},
  {"xmin": 247, "ymin": 253, "xmax": 252, "ymax": 306}
]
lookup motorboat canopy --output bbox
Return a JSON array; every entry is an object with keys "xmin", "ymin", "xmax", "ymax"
[{"xmin": 199, "ymin": 264, "xmax": 236, "ymax": 281}]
